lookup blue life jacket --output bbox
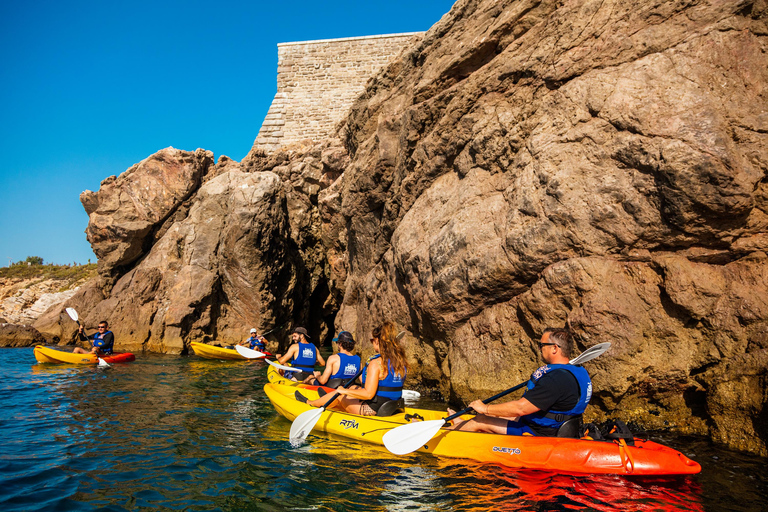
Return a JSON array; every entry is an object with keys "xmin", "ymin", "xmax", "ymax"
[
  {"xmin": 362, "ymin": 354, "xmax": 406, "ymax": 400},
  {"xmin": 247, "ymin": 336, "xmax": 265, "ymax": 351},
  {"xmin": 330, "ymin": 353, "xmax": 361, "ymax": 380},
  {"xmin": 522, "ymin": 364, "xmax": 592, "ymax": 429},
  {"xmin": 92, "ymin": 331, "xmax": 114, "ymax": 355},
  {"xmin": 291, "ymin": 342, "xmax": 318, "ymax": 371}
]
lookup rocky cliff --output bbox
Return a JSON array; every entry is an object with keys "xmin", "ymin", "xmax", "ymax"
[{"xmin": 35, "ymin": 0, "xmax": 768, "ymax": 455}]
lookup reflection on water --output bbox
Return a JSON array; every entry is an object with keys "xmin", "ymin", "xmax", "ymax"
[{"xmin": 0, "ymin": 347, "xmax": 766, "ymax": 511}]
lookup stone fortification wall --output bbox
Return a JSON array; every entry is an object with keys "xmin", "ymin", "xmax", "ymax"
[{"xmin": 252, "ymin": 32, "xmax": 423, "ymax": 153}]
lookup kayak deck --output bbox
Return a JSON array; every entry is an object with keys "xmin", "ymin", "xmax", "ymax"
[
  {"xmin": 264, "ymin": 382, "xmax": 701, "ymax": 476},
  {"xmin": 34, "ymin": 345, "xmax": 135, "ymax": 364}
]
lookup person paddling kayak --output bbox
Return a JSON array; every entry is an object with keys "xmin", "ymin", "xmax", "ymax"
[
  {"xmin": 278, "ymin": 327, "xmax": 326, "ymax": 380},
  {"xmin": 73, "ymin": 320, "xmax": 115, "ymax": 357},
  {"xmin": 447, "ymin": 328, "xmax": 592, "ymax": 437},
  {"xmin": 239, "ymin": 328, "xmax": 266, "ymax": 352},
  {"xmin": 304, "ymin": 321, "xmax": 407, "ymax": 416},
  {"xmin": 303, "ymin": 330, "xmax": 361, "ymax": 388}
]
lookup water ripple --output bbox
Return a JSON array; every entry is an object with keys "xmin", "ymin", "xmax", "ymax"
[{"xmin": 0, "ymin": 348, "xmax": 766, "ymax": 511}]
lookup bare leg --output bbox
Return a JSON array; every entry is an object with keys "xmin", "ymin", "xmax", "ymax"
[{"xmin": 73, "ymin": 347, "xmax": 89, "ymax": 354}]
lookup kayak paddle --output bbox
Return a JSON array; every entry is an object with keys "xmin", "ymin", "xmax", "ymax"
[
  {"xmin": 382, "ymin": 342, "xmax": 611, "ymax": 456},
  {"xmin": 65, "ymin": 307, "xmax": 110, "ymax": 367},
  {"xmin": 233, "ymin": 345, "xmax": 300, "ymax": 372},
  {"xmin": 289, "ymin": 365, "xmax": 366, "ymax": 443}
]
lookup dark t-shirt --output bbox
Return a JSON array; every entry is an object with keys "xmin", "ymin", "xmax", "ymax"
[
  {"xmin": 521, "ymin": 369, "xmax": 581, "ymax": 435},
  {"xmin": 79, "ymin": 331, "xmax": 115, "ymax": 352}
]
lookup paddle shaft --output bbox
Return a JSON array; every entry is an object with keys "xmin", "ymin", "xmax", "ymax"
[
  {"xmin": 316, "ymin": 365, "xmax": 366, "ymax": 409},
  {"xmin": 444, "ymin": 381, "xmax": 527, "ymax": 423},
  {"xmin": 442, "ymin": 342, "xmax": 610, "ymax": 423}
]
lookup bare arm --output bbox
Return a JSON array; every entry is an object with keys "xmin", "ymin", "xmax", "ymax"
[
  {"xmin": 315, "ymin": 354, "xmax": 339, "ymax": 385},
  {"xmin": 316, "ymin": 350, "xmax": 326, "ymax": 367},
  {"xmin": 468, "ymin": 397, "xmax": 540, "ymax": 420},
  {"xmin": 278, "ymin": 345, "xmax": 297, "ymax": 365}
]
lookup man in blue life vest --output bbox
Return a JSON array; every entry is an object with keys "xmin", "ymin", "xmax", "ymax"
[
  {"xmin": 239, "ymin": 328, "xmax": 266, "ymax": 352},
  {"xmin": 448, "ymin": 328, "xmax": 592, "ymax": 437},
  {"xmin": 73, "ymin": 321, "xmax": 115, "ymax": 356},
  {"xmin": 277, "ymin": 326, "xmax": 326, "ymax": 380}
]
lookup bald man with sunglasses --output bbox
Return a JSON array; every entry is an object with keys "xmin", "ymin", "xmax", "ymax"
[{"xmin": 448, "ymin": 328, "xmax": 592, "ymax": 437}]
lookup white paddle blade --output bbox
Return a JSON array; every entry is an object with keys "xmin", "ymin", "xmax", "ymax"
[
  {"xmin": 383, "ymin": 419, "xmax": 446, "ymax": 455},
  {"xmin": 396, "ymin": 331, "xmax": 406, "ymax": 340},
  {"xmin": 289, "ymin": 407, "xmax": 325, "ymax": 442},
  {"xmin": 264, "ymin": 358, "xmax": 301, "ymax": 373},
  {"xmin": 98, "ymin": 358, "xmax": 110, "ymax": 368},
  {"xmin": 65, "ymin": 307, "xmax": 79, "ymax": 322},
  {"xmin": 234, "ymin": 345, "xmax": 266, "ymax": 359},
  {"xmin": 402, "ymin": 390, "xmax": 421, "ymax": 400},
  {"xmin": 570, "ymin": 342, "xmax": 611, "ymax": 365}
]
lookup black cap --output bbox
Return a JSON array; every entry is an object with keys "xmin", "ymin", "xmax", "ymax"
[
  {"xmin": 293, "ymin": 326, "xmax": 309, "ymax": 338},
  {"xmin": 332, "ymin": 331, "xmax": 354, "ymax": 344}
]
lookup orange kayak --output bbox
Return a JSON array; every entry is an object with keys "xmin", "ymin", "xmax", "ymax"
[
  {"xmin": 265, "ymin": 382, "xmax": 701, "ymax": 476},
  {"xmin": 34, "ymin": 345, "xmax": 136, "ymax": 364}
]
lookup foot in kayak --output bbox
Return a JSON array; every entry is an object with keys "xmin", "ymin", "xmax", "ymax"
[{"xmin": 295, "ymin": 391, "xmax": 309, "ymax": 404}]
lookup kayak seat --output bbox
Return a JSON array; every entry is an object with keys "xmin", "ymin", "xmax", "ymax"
[
  {"xmin": 376, "ymin": 398, "xmax": 405, "ymax": 417},
  {"xmin": 325, "ymin": 378, "xmax": 344, "ymax": 388},
  {"xmin": 556, "ymin": 415, "xmax": 583, "ymax": 438},
  {"xmin": 289, "ymin": 370, "xmax": 313, "ymax": 381}
]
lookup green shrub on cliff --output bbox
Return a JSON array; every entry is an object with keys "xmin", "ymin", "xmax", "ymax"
[{"xmin": 0, "ymin": 261, "xmax": 97, "ymax": 286}]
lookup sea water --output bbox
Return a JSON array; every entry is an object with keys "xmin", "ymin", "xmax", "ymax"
[{"xmin": 0, "ymin": 347, "xmax": 766, "ymax": 511}]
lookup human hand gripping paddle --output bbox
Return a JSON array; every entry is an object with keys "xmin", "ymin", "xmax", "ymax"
[
  {"xmin": 288, "ymin": 365, "xmax": 366, "ymax": 443},
  {"xmin": 288, "ymin": 330, "xmax": 414, "ymax": 442},
  {"xmin": 65, "ymin": 307, "xmax": 110, "ymax": 368},
  {"xmin": 381, "ymin": 342, "xmax": 611, "ymax": 456},
  {"xmin": 234, "ymin": 344, "xmax": 291, "ymax": 367}
]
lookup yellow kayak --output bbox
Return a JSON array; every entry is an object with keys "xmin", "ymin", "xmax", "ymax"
[
  {"xmin": 34, "ymin": 345, "xmax": 136, "ymax": 364},
  {"xmin": 264, "ymin": 382, "xmax": 701, "ymax": 476},
  {"xmin": 190, "ymin": 341, "xmax": 271, "ymax": 361}
]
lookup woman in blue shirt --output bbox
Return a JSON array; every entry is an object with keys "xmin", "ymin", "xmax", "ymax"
[{"xmin": 310, "ymin": 321, "xmax": 406, "ymax": 416}]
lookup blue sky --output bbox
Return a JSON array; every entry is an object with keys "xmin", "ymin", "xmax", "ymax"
[{"xmin": 0, "ymin": 0, "xmax": 453, "ymax": 267}]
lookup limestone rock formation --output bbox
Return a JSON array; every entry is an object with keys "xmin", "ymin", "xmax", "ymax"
[
  {"xmin": 39, "ymin": 0, "xmax": 768, "ymax": 455},
  {"xmin": 81, "ymin": 147, "xmax": 213, "ymax": 286},
  {"xmin": 0, "ymin": 323, "xmax": 46, "ymax": 347},
  {"xmin": 327, "ymin": 0, "xmax": 768, "ymax": 454}
]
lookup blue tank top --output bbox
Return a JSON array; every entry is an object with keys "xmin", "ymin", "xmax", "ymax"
[
  {"xmin": 362, "ymin": 354, "xmax": 406, "ymax": 400},
  {"xmin": 291, "ymin": 342, "xmax": 318, "ymax": 371},
  {"xmin": 91, "ymin": 330, "xmax": 114, "ymax": 355},
  {"xmin": 330, "ymin": 353, "xmax": 361, "ymax": 380},
  {"xmin": 523, "ymin": 364, "xmax": 592, "ymax": 429}
]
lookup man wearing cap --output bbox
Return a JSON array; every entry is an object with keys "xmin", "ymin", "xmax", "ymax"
[
  {"xmin": 278, "ymin": 327, "xmax": 326, "ymax": 380},
  {"xmin": 239, "ymin": 328, "xmax": 266, "ymax": 352},
  {"xmin": 303, "ymin": 331, "xmax": 361, "ymax": 388}
]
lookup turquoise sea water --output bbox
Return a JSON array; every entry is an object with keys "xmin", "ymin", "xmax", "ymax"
[{"xmin": 1, "ymin": 347, "xmax": 766, "ymax": 511}]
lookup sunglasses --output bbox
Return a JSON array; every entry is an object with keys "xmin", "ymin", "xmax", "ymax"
[{"xmin": 538, "ymin": 342, "xmax": 557, "ymax": 349}]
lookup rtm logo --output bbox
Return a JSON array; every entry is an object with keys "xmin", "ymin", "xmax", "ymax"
[
  {"xmin": 493, "ymin": 446, "xmax": 521, "ymax": 455},
  {"xmin": 339, "ymin": 419, "xmax": 359, "ymax": 430}
]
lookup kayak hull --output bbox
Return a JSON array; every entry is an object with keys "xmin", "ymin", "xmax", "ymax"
[
  {"xmin": 264, "ymin": 382, "xmax": 701, "ymax": 476},
  {"xmin": 190, "ymin": 341, "xmax": 271, "ymax": 360},
  {"xmin": 34, "ymin": 346, "xmax": 136, "ymax": 364}
]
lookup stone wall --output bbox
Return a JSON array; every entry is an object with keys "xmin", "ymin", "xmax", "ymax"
[{"xmin": 252, "ymin": 32, "xmax": 424, "ymax": 153}]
